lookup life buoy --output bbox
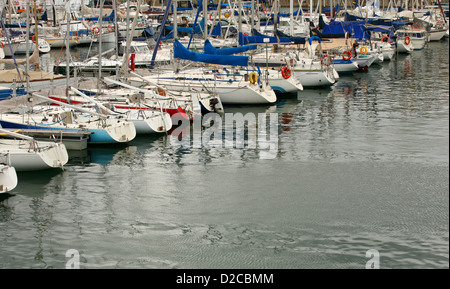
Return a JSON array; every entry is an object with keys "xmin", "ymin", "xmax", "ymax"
[
  {"xmin": 128, "ymin": 53, "xmax": 135, "ymax": 71},
  {"xmin": 92, "ymin": 26, "xmax": 100, "ymax": 35},
  {"xmin": 281, "ymin": 66, "xmax": 291, "ymax": 79},
  {"xmin": 224, "ymin": 12, "xmax": 230, "ymax": 18},
  {"xmin": 321, "ymin": 54, "xmax": 331, "ymax": 66},
  {"xmin": 0, "ymin": 29, "xmax": 4, "ymax": 37},
  {"xmin": 157, "ymin": 87, "xmax": 166, "ymax": 96},
  {"xmin": 107, "ymin": 24, "xmax": 114, "ymax": 33},
  {"xmin": 249, "ymin": 72, "xmax": 258, "ymax": 84},
  {"xmin": 342, "ymin": 50, "xmax": 352, "ymax": 61},
  {"xmin": 381, "ymin": 36, "xmax": 390, "ymax": 43},
  {"xmin": 404, "ymin": 36, "xmax": 411, "ymax": 45},
  {"xmin": 263, "ymin": 9, "xmax": 267, "ymax": 14},
  {"xmin": 360, "ymin": 46, "xmax": 368, "ymax": 55},
  {"xmin": 31, "ymin": 35, "xmax": 36, "ymax": 43}
]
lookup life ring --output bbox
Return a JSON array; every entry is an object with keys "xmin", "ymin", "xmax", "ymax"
[
  {"xmin": 342, "ymin": 50, "xmax": 352, "ymax": 61},
  {"xmin": 31, "ymin": 35, "xmax": 36, "ymax": 43},
  {"xmin": 0, "ymin": 29, "xmax": 4, "ymax": 37},
  {"xmin": 128, "ymin": 54, "xmax": 135, "ymax": 71},
  {"xmin": 224, "ymin": 12, "xmax": 230, "ymax": 18},
  {"xmin": 381, "ymin": 36, "xmax": 390, "ymax": 43},
  {"xmin": 107, "ymin": 24, "xmax": 114, "ymax": 33},
  {"xmin": 249, "ymin": 72, "xmax": 258, "ymax": 84},
  {"xmin": 321, "ymin": 54, "xmax": 331, "ymax": 66},
  {"xmin": 92, "ymin": 26, "xmax": 100, "ymax": 35},
  {"xmin": 263, "ymin": 9, "xmax": 267, "ymax": 14},
  {"xmin": 281, "ymin": 66, "xmax": 291, "ymax": 79},
  {"xmin": 404, "ymin": 36, "xmax": 411, "ymax": 45},
  {"xmin": 360, "ymin": 46, "xmax": 368, "ymax": 55}
]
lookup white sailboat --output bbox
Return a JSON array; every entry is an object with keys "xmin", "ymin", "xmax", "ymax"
[
  {"xmin": 0, "ymin": 128, "xmax": 68, "ymax": 172},
  {"xmin": 0, "ymin": 93, "xmax": 137, "ymax": 144},
  {"xmin": 291, "ymin": 39, "xmax": 338, "ymax": 87},
  {"xmin": 145, "ymin": 65, "xmax": 277, "ymax": 104},
  {"xmin": 47, "ymin": 86, "xmax": 174, "ymax": 135}
]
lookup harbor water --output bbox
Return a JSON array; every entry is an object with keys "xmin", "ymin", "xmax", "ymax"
[{"xmin": 0, "ymin": 40, "xmax": 448, "ymax": 269}]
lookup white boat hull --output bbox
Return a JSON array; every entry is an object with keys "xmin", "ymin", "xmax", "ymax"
[
  {"xmin": 382, "ymin": 48, "xmax": 395, "ymax": 60},
  {"xmin": 148, "ymin": 76, "xmax": 277, "ymax": 104},
  {"xmin": 411, "ymin": 37, "xmax": 427, "ymax": 50},
  {"xmin": 1, "ymin": 140, "xmax": 69, "ymax": 172},
  {"xmin": 428, "ymin": 29, "xmax": 447, "ymax": 41},
  {"xmin": 396, "ymin": 40, "xmax": 413, "ymax": 53},
  {"xmin": 353, "ymin": 54, "xmax": 377, "ymax": 68},
  {"xmin": 2, "ymin": 40, "xmax": 35, "ymax": 56},
  {"xmin": 332, "ymin": 60, "xmax": 360, "ymax": 73},
  {"xmin": 293, "ymin": 70, "xmax": 336, "ymax": 87},
  {"xmin": 0, "ymin": 165, "xmax": 17, "ymax": 193},
  {"xmin": 114, "ymin": 109, "xmax": 173, "ymax": 134}
]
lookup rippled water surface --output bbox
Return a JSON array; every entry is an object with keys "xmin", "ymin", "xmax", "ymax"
[{"xmin": 0, "ymin": 41, "xmax": 448, "ymax": 269}]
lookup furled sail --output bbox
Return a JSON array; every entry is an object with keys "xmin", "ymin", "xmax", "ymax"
[
  {"xmin": 203, "ymin": 39, "xmax": 257, "ymax": 55},
  {"xmin": 174, "ymin": 40, "xmax": 248, "ymax": 66}
]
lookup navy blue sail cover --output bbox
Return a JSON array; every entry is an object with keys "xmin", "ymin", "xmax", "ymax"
[
  {"xmin": 174, "ymin": 40, "xmax": 249, "ymax": 66},
  {"xmin": 203, "ymin": 40, "xmax": 257, "ymax": 55}
]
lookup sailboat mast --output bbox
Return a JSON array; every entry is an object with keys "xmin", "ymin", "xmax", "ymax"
[
  {"xmin": 65, "ymin": 0, "xmax": 70, "ymax": 98},
  {"xmin": 203, "ymin": 0, "xmax": 208, "ymax": 40},
  {"xmin": 26, "ymin": 0, "xmax": 31, "ymax": 93},
  {"xmin": 290, "ymin": 0, "xmax": 294, "ymax": 35},
  {"xmin": 98, "ymin": 0, "xmax": 104, "ymax": 94},
  {"xmin": 238, "ymin": 0, "xmax": 242, "ymax": 36},
  {"xmin": 33, "ymin": 0, "xmax": 39, "ymax": 71}
]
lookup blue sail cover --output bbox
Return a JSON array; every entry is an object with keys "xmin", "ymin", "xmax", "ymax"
[
  {"xmin": 239, "ymin": 32, "xmax": 292, "ymax": 45},
  {"xmin": 203, "ymin": 39, "xmax": 257, "ymax": 55},
  {"xmin": 174, "ymin": 40, "xmax": 249, "ymax": 66},
  {"xmin": 166, "ymin": 18, "xmax": 205, "ymax": 34},
  {"xmin": 365, "ymin": 25, "xmax": 395, "ymax": 38},
  {"xmin": 78, "ymin": 10, "xmax": 115, "ymax": 22},
  {"xmin": 321, "ymin": 20, "xmax": 371, "ymax": 39}
]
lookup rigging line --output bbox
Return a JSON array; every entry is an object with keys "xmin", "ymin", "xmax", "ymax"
[{"xmin": 0, "ymin": 14, "xmax": 23, "ymax": 83}]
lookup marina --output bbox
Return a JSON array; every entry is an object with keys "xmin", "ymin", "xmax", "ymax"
[{"xmin": 0, "ymin": 0, "xmax": 449, "ymax": 270}]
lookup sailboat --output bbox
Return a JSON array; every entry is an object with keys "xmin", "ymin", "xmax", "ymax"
[
  {"xmin": 147, "ymin": 39, "xmax": 277, "ymax": 104},
  {"xmin": 0, "ymin": 2, "xmax": 68, "ymax": 90},
  {"xmin": 0, "ymin": 128, "xmax": 68, "ymax": 172},
  {"xmin": 47, "ymin": 86, "xmax": 174, "ymax": 135},
  {"xmin": 0, "ymin": 93, "xmax": 137, "ymax": 144},
  {"xmin": 291, "ymin": 36, "xmax": 338, "ymax": 87}
]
